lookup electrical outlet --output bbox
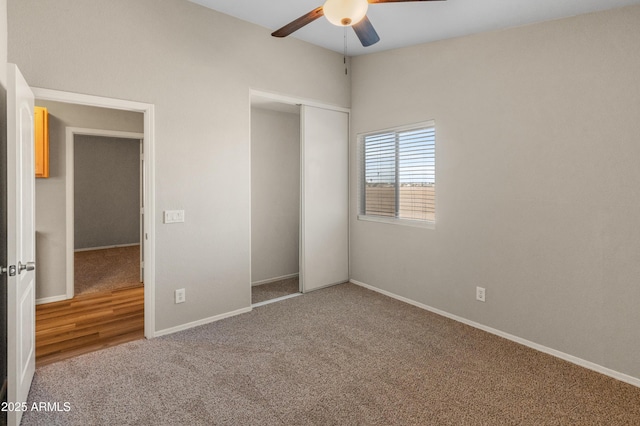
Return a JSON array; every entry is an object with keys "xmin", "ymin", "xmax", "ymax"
[
  {"xmin": 175, "ymin": 288, "xmax": 186, "ymax": 304},
  {"xmin": 476, "ymin": 286, "xmax": 486, "ymax": 302}
]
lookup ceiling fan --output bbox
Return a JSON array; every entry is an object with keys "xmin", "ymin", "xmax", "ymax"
[{"xmin": 272, "ymin": 0, "xmax": 445, "ymax": 47}]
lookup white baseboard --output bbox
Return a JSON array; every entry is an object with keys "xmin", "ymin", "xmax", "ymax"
[
  {"xmin": 36, "ymin": 294, "xmax": 69, "ymax": 305},
  {"xmin": 350, "ymin": 279, "xmax": 640, "ymax": 389},
  {"xmin": 75, "ymin": 243, "xmax": 140, "ymax": 252},
  {"xmin": 252, "ymin": 273, "xmax": 299, "ymax": 287},
  {"xmin": 153, "ymin": 306, "xmax": 252, "ymax": 338}
]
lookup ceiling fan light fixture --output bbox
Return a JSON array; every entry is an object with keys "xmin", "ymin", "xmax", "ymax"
[{"xmin": 323, "ymin": 0, "xmax": 369, "ymax": 27}]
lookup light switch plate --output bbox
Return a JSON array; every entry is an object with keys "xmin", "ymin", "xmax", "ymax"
[{"xmin": 164, "ymin": 210, "xmax": 185, "ymax": 224}]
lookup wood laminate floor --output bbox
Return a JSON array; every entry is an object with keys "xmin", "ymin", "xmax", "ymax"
[{"xmin": 35, "ymin": 286, "xmax": 144, "ymax": 367}]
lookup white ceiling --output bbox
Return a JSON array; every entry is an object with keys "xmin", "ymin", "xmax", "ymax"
[{"xmin": 190, "ymin": 0, "xmax": 640, "ymax": 56}]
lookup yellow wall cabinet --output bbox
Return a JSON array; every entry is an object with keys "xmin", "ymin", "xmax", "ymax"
[{"xmin": 34, "ymin": 106, "xmax": 49, "ymax": 178}]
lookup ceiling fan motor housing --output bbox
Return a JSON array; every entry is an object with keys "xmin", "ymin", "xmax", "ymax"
[{"xmin": 323, "ymin": 0, "xmax": 369, "ymax": 27}]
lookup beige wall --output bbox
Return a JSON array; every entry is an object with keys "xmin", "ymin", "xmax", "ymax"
[
  {"xmin": 251, "ymin": 107, "xmax": 300, "ymax": 284},
  {"xmin": 0, "ymin": 0, "xmax": 6, "ymax": 86},
  {"xmin": 8, "ymin": 0, "xmax": 350, "ymax": 330},
  {"xmin": 34, "ymin": 100, "xmax": 143, "ymax": 301},
  {"xmin": 350, "ymin": 5, "xmax": 640, "ymax": 380}
]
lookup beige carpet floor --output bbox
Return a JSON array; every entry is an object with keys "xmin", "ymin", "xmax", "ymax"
[
  {"xmin": 23, "ymin": 283, "xmax": 640, "ymax": 425},
  {"xmin": 252, "ymin": 277, "xmax": 299, "ymax": 304},
  {"xmin": 74, "ymin": 245, "xmax": 143, "ymax": 296}
]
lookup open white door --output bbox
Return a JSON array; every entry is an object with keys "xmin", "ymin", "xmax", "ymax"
[
  {"xmin": 6, "ymin": 64, "xmax": 36, "ymax": 426},
  {"xmin": 300, "ymin": 106, "xmax": 349, "ymax": 292}
]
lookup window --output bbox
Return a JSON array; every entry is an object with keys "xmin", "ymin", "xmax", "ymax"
[{"xmin": 359, "ymin": 121, "xmax": 435, "ymax": 226}]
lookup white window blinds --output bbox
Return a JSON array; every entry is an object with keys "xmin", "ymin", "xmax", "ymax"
[{"xmin": 360, "ymin": 122, "xmax": 435, "ymax": 223}]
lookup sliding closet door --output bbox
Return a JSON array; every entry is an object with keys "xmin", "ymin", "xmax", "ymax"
[{"xmin": 300, "ymin": 105, "xmax": 349, "ymax": 292}]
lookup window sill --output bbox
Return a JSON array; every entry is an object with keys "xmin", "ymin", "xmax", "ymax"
[{"xmin": 357, "ymin": 215, "xmax": 435, "ymax": 230}]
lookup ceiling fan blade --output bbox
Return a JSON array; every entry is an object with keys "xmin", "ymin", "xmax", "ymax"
[
  {"xmin": 352, "ymin": 16, "xmax": 380, "ymax": 47},
  {"xmin": 271, "ymin": 7, "xmax": 325, "ymax": 38},
  {"xmin": 368, "ymin": 0, "xmax": 445, "ymax": 3}
]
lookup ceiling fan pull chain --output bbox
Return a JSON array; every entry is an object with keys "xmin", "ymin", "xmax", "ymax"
[{"xmin": 344, "ymin": 27, "xmax": 348, "ymax": 75}]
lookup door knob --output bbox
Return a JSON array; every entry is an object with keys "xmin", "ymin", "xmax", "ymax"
[{"xmin": 18, "ymin": 261, "xmax": 35, "ymax": 273}]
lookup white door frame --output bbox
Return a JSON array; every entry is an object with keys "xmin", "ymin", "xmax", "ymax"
[
  {"xmin": 248, "ymin": 89, "xmax": 350, "ymax": 298},
  {"xmin": 32, "ymin": 88, "xmax": 157, "ymax": 338},
  {"xmin": 65, "ymin": 128, "xmax": 144, "ymax": 298}
]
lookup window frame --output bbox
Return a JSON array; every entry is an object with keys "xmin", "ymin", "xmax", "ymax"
[{"xmin": 357, "ymin": 120, "xmax": 436, "ymax": 229}]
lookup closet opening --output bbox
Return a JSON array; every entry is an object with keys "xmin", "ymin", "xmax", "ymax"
[
  {"xmin": 250, "ymin": 90, "xmax": 350, "ymax": 306},
  {"xmin": 250, "ymin": 97, "xmax": 301, "ymax": 306}
]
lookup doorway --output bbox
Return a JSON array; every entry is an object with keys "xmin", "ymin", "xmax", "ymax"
[
  {"xmin": 31, "ymin": 88, "xmax": 155, "ymax": 338},
  {"xmin": 72, "ymin": 133, "xmax": 143, "ymax": 297},
  {"xmin": 27, "ymin": 91, "xmax": 156, "ymax": 366},
  {"xmin": 32, "ymin": 101, "xmax": 147, "ymax": 365}
]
